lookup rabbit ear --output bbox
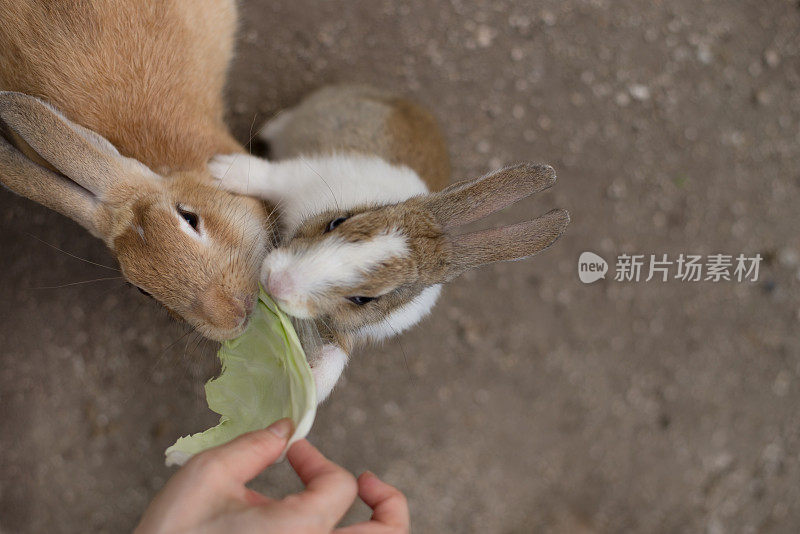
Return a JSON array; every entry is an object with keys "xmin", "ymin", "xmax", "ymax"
[
  {"xmin": 0, "ymin": 91, "xmax": 156, "ymax": 237},
  {"xmin": 0, "ymin": 131, "xmax": 105, "ymax": 236},
  {"xmin": 423, "ymin": 162, "xmax": 557, "ymax": 229},
  {"xmin": 443, "ymin": 208, "xmax": 570, "ymax": 280}
]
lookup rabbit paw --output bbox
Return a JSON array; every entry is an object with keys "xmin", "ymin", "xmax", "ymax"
[
  {"xmin": 310, "ymin": 344, "xmax": 349, "ymax": 404},
  {"xmin": 207, "ymin": 153, "xmax": 268, "ymax": 196}
]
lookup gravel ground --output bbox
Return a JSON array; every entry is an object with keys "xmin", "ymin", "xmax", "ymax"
[{"xmin": 1, "ymin": 1, "xmax": 799, "ymax": 532}]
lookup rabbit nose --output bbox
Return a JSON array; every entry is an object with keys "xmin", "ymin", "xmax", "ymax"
[
  {"xmin": 232, "ymin": 302, "xmax": 247, "ymax": 323},
  {"xmin": 267, "ymin": 271, "xmax": 295, "ymax": 300},
  {"xmin": 197, "ymin": 286, "xmax": 249, "ymax": 332}
]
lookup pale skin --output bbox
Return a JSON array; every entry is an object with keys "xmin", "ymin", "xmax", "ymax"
[{"xmin": 135, "ymin": 419, "xmax": 409, "ymax": 534}]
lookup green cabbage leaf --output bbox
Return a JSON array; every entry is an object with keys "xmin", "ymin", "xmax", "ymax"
[{"xmin": 165, "ymin": 289, "xmax": 316, "ymax": 466}]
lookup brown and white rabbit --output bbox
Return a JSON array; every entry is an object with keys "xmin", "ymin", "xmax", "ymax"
[
  {"xmin": 210, "ymin": 85, "xmax": 570, "ymax": 402},
  {"xmin": 0, "ymin": 1, "xmax": 269, "ymax": 341}
]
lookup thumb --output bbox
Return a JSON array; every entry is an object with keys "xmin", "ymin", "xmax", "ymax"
[{"xmin": 194, "ymin": 418, "xmax": 294, "ymax": 484}]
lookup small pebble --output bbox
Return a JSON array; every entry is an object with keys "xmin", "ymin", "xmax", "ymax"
[
  {"xmin": 764, "ymin": 49, "xmax": 780, "ymax": 68},
  {"xmin": 696, "ymin": 44, "xmax": 713, "ymax": 64},
  {"xmin": 476, "ymin": 25, "xmax": 496, "ymax": 48},
  {"xmin": 629, "ymin": 84, "xmax": 651, "ymax": 101}
]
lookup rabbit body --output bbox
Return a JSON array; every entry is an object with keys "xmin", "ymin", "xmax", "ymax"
[
  {"xmin": 264, "ymin": 85, "xmax": 450, "ymax": 190},
  {"xmin": 210, "ymin": 85, "xmax": 451, "ymax": 401},
  {"xmin": 0, "ymin": 0, "xmax": 270, "ymax": 341},
  {"xmin": 210, "ymin": 85, "xmax": 569, "ymax": 403},
  {"xmin": 0, "ymin": 0, "xmax": 241, "ymax": 171},
  {"xmin": 214, "ymin": 86, "xmax": 450, "ymax": 236}
]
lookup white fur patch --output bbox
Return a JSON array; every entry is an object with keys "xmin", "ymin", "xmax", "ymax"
[
  {"xmin": 211, "ymin": 153, "xmax": 429, "ymax": 236},
  {"xmin": 278, "ymin": 155, "xmax": 429, "ymax": 237},
  {"xmin": 311, "ymin": 344, "xmax": 349, "ymax": 403},
  {"xmin": 355, "ymin": 284, "xmax": 442, "ymax": 343},
  {"xmin": 265, "ymin": 230, "xmax": 408, "ymax": 295},
  {"xmin": 132, "ymin": 224, "xmax": 146, "ymax": 242}
]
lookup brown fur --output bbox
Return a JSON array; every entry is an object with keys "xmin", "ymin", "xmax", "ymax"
[
  {"xmin": 283, "ymin": 202, "xmax": 451, "ymax": 350},
  {"xmin": 245, "ymin": 87, "xmax": 569, "ymax": 354},
  {"xmin": 385, "ymin": 98, "xmax": 450, "ymax": 191},
  {"xmin": 265, "ymin": 85, "xmax": 450, "ymax": 191},
  {"xmin": 272, "ymin": 165, "xmax": 568, "ymax": 351},
  {"xmin": 0, "ymin": 1, "xmax": 271, "ymax": 340},
  {"xmin": 0, "ymin": 0, "xmax": 242, "ymax": 172}
]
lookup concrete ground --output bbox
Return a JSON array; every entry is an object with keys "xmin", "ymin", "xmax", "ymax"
[{"xmin": 1, "ymin": 0, "xmax": 799, "ymax": 532}]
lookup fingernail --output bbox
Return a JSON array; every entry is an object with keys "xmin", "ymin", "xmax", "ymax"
[{"xmin": 267, "ymin": 418, "xmax": 293, "ymax": 439}]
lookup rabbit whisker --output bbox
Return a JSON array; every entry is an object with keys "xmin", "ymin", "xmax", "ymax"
[
  {"xmin": 247, "ymin": 108, "xmax": 284, "ymax": 147},
  {"xmin": 299, "ymin": 156, "xmax": 340, "ymax": 213},
  {"xmin": 383, "ymin": 318, "xmax": 413, "ymax": 381},
  {"xmin": 213, "ymin": 108, "xmax": 278, "ymax": 190},
  {"xmin": 157, "ymin": 324, "xmax": 198, "ymax": 363},
  {"xmin": 32, "ymin": 276, "xmax": 125, "ymax": 289},
  {"xmin": 189, "ymin": 334, "xmax": 209, "ymax": 359},
  {"xmin": 26, "ymin": 232, "xmax": 120, "ymax": 272},
  {"xmin": 243, "ymin": 112, "xmax": 258, "ymax": 195}
]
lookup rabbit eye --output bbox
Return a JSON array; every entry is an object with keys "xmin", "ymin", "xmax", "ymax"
[
  {"xmin": 347, "ymin": 296, "xmax": 376, "ymax": 305},
  {"xmin": 177, "ymin": 205, "xmax": 200, "ymax": 231},
  {"xmin": 325, "ymin": 217, "xmax": 348, "ymax": 233}
]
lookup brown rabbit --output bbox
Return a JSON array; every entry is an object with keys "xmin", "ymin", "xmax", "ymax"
[
  {"xmin": 0, "ymin": 1, "xmax": 269, "ymax": 341},
  {"xmin": 210, "ymin": 85, "xmax": 570, "ymax": 401}
]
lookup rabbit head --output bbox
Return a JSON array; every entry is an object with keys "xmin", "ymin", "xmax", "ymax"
[
  {"xmin": 0, "ymin": 92, "xmax": 269, "ymax": 341},
  {"xmin": 261, "ymin": 162, "xmax": 569, "ymax": 351}
]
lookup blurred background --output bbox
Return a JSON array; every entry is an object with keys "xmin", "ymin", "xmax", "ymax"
[{"xmin": 1, "ymin": 0, "xmax": 799, "ymax": 532}]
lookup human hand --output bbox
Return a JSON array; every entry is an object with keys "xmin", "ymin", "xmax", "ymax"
[{"xmin": 134, "ymin": 418, "xmax": 409, "ymax": 534}]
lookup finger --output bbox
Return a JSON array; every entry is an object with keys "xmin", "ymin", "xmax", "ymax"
[
  {"xmin": 286, "ymin": 440, "xmax": 358, "ymax": 525},
  {"xmin": 357, "ymin": 471, "xmax": 409, "ymax": 528},
  {"xmin": 243, "ymin": 487, "xmax": 272, "ymax": 506},
  {"xmin": 334, "ymin": 523, "xmax": 398, "ymax": 534},
  {"xmin": 334, "ymin": 472, "xmax": 410, "ymax": 533},
  {"xmin": 190, "ymin": 418, "xmax": 293, "ymax": 484}
]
